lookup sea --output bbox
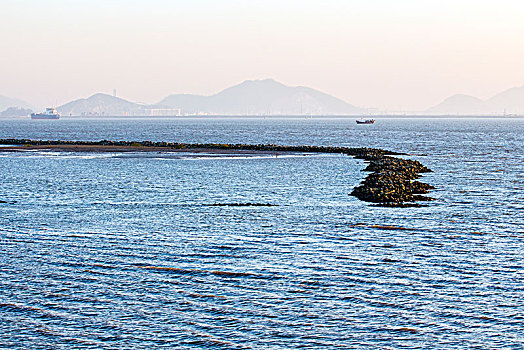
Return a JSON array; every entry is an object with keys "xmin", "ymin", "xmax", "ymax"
[{"xmin": 0, "ymin": 117, "xmax": 523, "ymax": 349}]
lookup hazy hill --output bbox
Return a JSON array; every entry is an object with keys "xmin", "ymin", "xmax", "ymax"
[
  {"xmin": 426, "ymin": 94, "xmax": 486, "ymax": 115},
  {"xmin": 487, "ymin": 86, "xmax": 524, "ymax": 113},
  {"xmin": 0, "ymin": 94, "xmax": 33, "ymax": 111},
  {"xmin": 58, "ymin": 93, "xmax": 146, "ymax": 116},
  {"xmin": 159, "ymin": 79, "xmax": 364, "ymax": 115},
  {"xmin": 427, "ymin": 86, "xmax": 524, "ymax": 115},
  {"xmin": 0, "ymin": 107, "xmax": 33, "ymax": 117}
]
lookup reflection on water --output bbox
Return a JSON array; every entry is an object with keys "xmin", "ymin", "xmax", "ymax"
[{"xmin": 0, "ymin": 117, "xmax": 523, "ymax": 348}]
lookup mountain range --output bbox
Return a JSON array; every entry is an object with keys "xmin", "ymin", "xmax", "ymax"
[
  {"xmin": 158, "ymin": 79, "xmax": 363, "ymax": 115},
  {"xmin": 3, "ymin": 80, "xmax": 524, "ymax": 116},
  {"xmin": 427, "ymin": 86, "xmax": 524, "ymax": 115},
  {"xmin": 55, "ymin": 79, "xmax": 363, "ymax": 116}
]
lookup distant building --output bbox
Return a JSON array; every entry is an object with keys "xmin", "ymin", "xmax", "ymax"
[{"xmin": 146, "ymin": 108, "xmax": 182, "ymax": 116}]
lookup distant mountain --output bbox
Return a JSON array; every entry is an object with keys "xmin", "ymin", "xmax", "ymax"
[
  {"xmin": 57, "ymin": 93, "xmax": 147, "ymax": 116},
  {"xmin": 487, "ymin": 86, "xmax": 524, "ymax": 113},
  {"xmin": 0, "ymin": 95, "xmax": 32, "ymax": 111},
  {"xmin": 426, "ymin": 94, "xmax": 486, "ymax": 115},
  {"xmin": 159, "ymin": 79, "xmax": 364, "ymax": 115},
  {"xmin": 427, "ymin": 86, "xmax": 524, "ymax": 115}
]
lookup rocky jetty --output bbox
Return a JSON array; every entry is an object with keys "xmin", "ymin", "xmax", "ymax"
[
  {"xmin": 0, "ymin": 139, "xmax": 434, "ymax": 207},
  {"xmin": 0, "ymin": 138, "xmax": 402, "ymax": 158}
]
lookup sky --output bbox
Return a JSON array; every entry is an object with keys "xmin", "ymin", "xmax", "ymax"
[{"xmin": 1, "ymin": 0, "xmax": 524, "ymax": 110}]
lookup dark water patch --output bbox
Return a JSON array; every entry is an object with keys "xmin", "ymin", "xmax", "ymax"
[
  {"xmin": 350, "ymin": 223, "xmax": 415, "ymax": 231},
  {"xmin": 391, "ymin": 327, "xmax": 419, "ymax": 334},
  {"xmin": 0, "ymin": 302, "xmax": 44, "ymax": 314},
  {"xmin": 137, "ymin": 265, "xmax": 265, "ymax": 279}
]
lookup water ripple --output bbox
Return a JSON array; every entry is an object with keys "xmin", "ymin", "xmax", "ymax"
[{"xmin": 0, "ymin": 118, "xmax": 523, "ymax": 348}]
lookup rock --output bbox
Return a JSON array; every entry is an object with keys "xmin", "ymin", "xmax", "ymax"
[{"xmin": 350, "ymin": 155, "xmax": 435, "ymax": 207}]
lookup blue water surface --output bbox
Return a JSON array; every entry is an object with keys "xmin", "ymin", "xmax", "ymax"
[{"xmin": 0, "ymin": 117, "xmax": 523, "ymax": 349}]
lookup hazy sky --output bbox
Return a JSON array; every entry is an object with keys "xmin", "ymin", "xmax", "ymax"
[{"xmin": 1, "ymin": 0, "xmax": 524, "ymax": 110}]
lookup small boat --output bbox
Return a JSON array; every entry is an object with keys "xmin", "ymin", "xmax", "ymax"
[
  {"xmin": 356, "ymin": 118, "xmax": 375, "ymax": 124},
  {"xmin": 31, "ymin": 107, "xmax": 60, "ymax": 120}
]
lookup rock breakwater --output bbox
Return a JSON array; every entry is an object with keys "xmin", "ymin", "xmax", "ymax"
[
  {"xmin": 0, "ymin": 139, "xmax": 434, "ymax": 207},
  {"xmin": 0, "ymin": 138, "xmax": 402, "ymax": 157}
]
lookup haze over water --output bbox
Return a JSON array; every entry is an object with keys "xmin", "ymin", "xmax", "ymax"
[{"xmin": 1, "ymin": 117, "xmax": 523, "ymax": 348}]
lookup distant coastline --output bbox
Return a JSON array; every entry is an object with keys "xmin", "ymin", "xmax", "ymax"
[{"xmin": 2, "ymin": 114, "xmax": 522, "ymax": 119}]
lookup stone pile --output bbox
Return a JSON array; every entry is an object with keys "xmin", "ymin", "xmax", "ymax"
[{"xmin": 350, "ymin": 154, "xmax": 435, "ymax": 207}]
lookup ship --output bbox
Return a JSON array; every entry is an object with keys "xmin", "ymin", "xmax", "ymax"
[
  {"xmin": 31, "ymin": 107, "xmax": 60, "ymax": 119},
  {"xmin": 356, "ymin": 118, "xmax": 375, "ymax": 124}
]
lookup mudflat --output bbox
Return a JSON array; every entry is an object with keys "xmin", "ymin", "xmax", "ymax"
[{"xmin": 0, "ymin": 144, "xmax": 285, "ymax": 154}]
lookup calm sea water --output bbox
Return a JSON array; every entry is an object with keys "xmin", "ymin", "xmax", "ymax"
[{"xmin": 1, "ymin": 117, "xmax": 523, "ymax": 349}]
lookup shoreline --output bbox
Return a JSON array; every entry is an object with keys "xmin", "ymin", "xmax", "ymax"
[{"xmin": 0, "ymin": 139, "xmax": 435, "ymax": 207}]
